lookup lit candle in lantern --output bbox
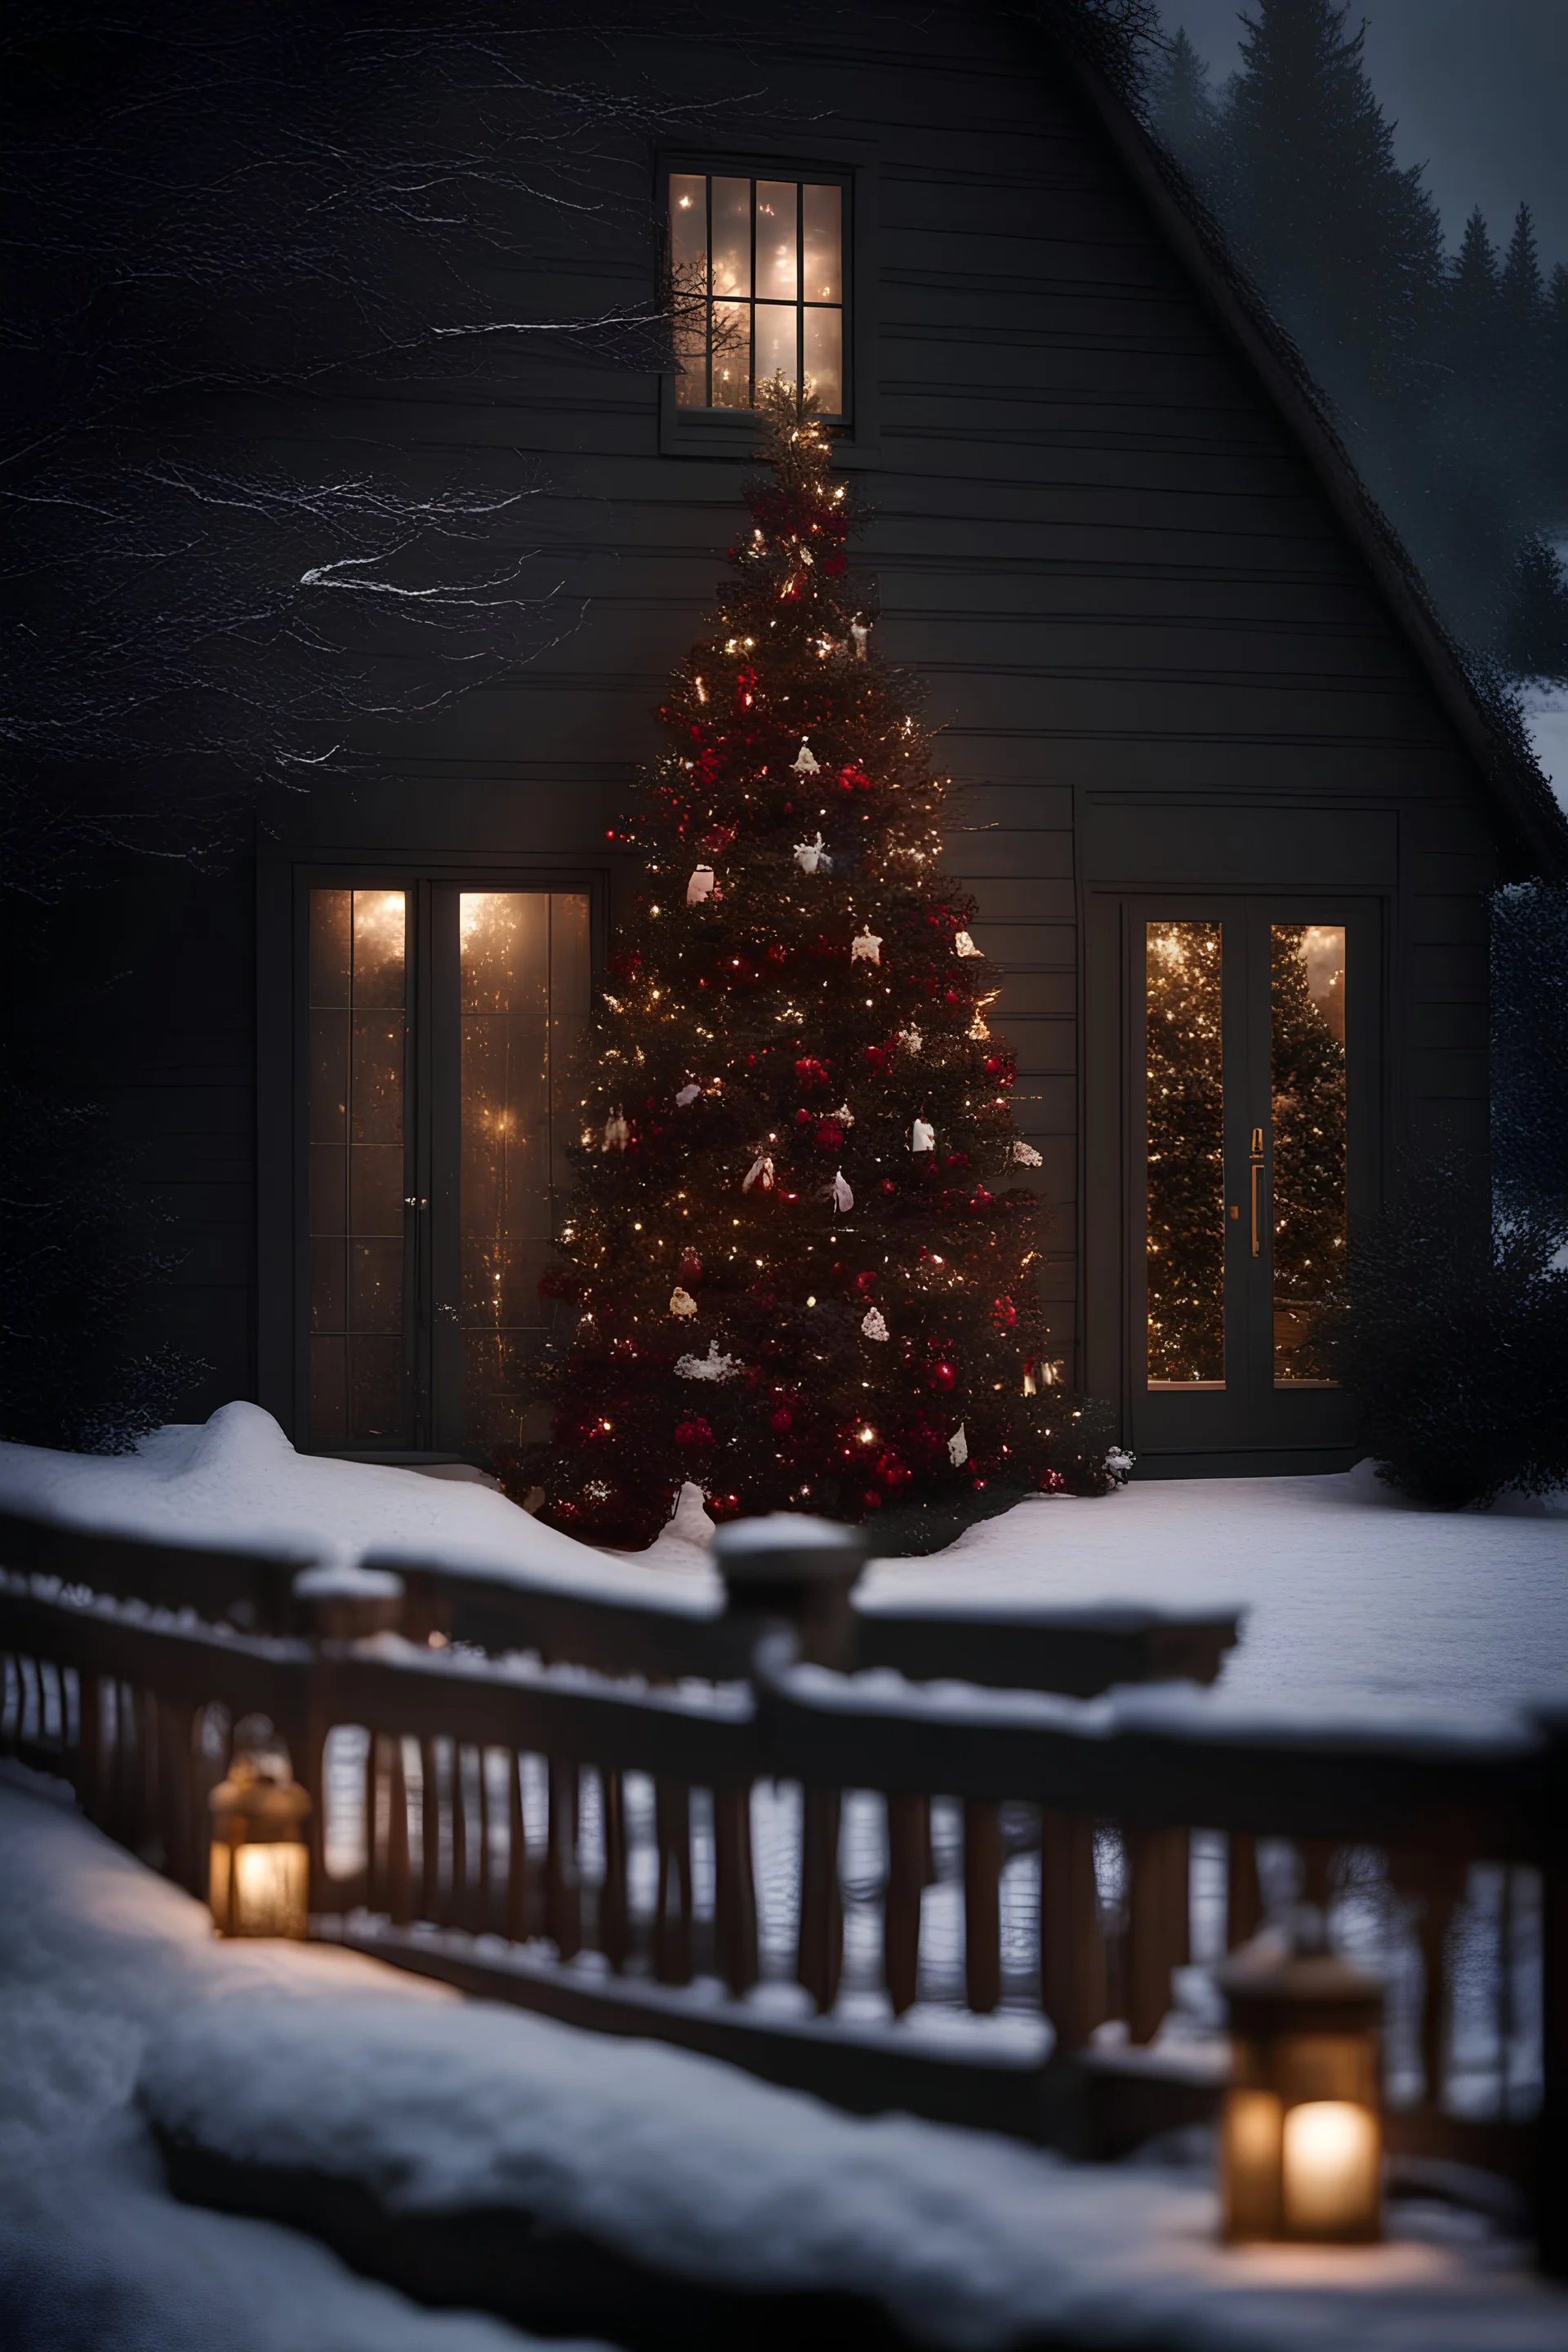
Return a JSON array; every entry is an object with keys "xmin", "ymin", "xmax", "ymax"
[
  {"xmin": 1218, "ymin": 1929, "xmax": 1383, "ymax": 2246},
  {"xmin": 208, "ymin": 1716, "xmax": 312, "ymax": 1940}
]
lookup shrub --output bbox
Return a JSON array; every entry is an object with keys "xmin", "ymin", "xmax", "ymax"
[{"xmin": 1334, "ymin": 1160, "xmax": 1568, "ymax": 1508}]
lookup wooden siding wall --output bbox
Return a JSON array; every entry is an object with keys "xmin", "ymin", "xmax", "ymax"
[{"xmin": 115, "ymin": 2, "xmax": 1503, "ymax": 1432}]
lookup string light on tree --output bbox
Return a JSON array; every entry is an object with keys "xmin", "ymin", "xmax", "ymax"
[{"xmin": 513, "ymin": 381, "xmax": 1124, "ymax": 1544}]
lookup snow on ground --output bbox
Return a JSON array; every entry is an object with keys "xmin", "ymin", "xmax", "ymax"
[
  {"xmin": 5, "ymin": 1768, "xmax": 1565, "ymax": 2352},
  {"xmin": 1519, "ymin": 678, "xmax": 1568, "ymax": 815},
  {"xmin": 0, "ymin": 1402, "xmax": 719, "ymax": 1613},
  {"xmin": 0, "ymin": 1766, "xmax": 594, "ymax": 2352},
  {"xmin": 2, "ymin": 1406, "xmax": 1566, "ymax": 1738},
  {"xmin": 859, "ymin": 1464, "xmax": 1568, "ymax": 1742}
]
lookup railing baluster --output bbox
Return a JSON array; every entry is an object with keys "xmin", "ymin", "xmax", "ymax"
[
  {"xmin": 884, "ymin": 1791, "xmax": 925, "ymax": 2017},
  {"xmin": 1124, "ymin": 1824, "xmax": 1190, "ymax": 2045},
  {"xmin": 1394, "ymin": 1846, "xmax": 1466, "ymax": 2109},
  {"xmin": 363, "ymin": 1732, "xmax": 384, "ymax": 1913},
  {"xmin": 654, "ymin": 1777, "xmax": 693, "ymax": 1986},
  {"xmin": 599, "ymin": 1767, "xmax": 630, "ymax": 1971},
  {"xmin": 474, "ymin": 1744, "xmax": 494, "ymax": 1935},
  {"xmin": 75, "ymin": 1668, "xmax": 101, "ymax": 1818},
  {"xmin": 713, "ymin": 1781, "xmax": 759, "ymax": 1996},
  {"xmin": 546, "ymin": 1758, "xmax": 581, "ymax": 1959},
  {"xmin": 964, "ymin": 1799, "xmax": 1004, "ymax": 2016},
  {"xmin": 156, "ymin": 1696, "xmax": 197, "ymax": 1894},
  {"xmin": 387, "ymin": 1735, "xmax": 413, "ymax": 1926},
  {"xmin": 1040, "ymin": 1807, "xmax": 1107, "ymax": 2052},
  {"xmin": 505, "ymin": 1749, "xmax": 531, "ymax": 1942},
  {"xmin": 796, "ymin": 1784, "xmax": 843, "ymax": 2015},
  {"xmin": 1227, "ymin": 1829, "xmax": 1264, "ymax": 1949},
  {"xmin": 448, "ymin": 1742, "xmax": 468, "ymax": 1930},
  {"xmin": 420, "ymin": 1735, "xmax": 442, "ymax": 1921}
]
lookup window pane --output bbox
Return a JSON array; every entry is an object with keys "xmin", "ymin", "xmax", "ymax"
[
  {"xmin": 710, "ymin": 176, "xmax": 751, "ymax": 297},
  {"xmin": 310, "ymin": 889, "xmax": 351, "ymax": 1008},
  {"xmin": 1146, "ymin": 921, "xmax": 1225, "ymax": 1387},
  {"xmin": 307, "ymin": 888, "xmax": 408, "ymax": 1449},
  {"xmin": 802, "ymin": 183, "xmax": 842, "ymax": 302},
  {"xmin": 804, "ymin": 305, "xmax": 843, "ymax": 414},
  {"xmin": 754, "ymin": 302, "xmax": 796, "ymax": 394},
  {"xmin": 711, "ymin": 301, "xmax": 751, "ymax": 407},
  {"xmin": 755, "ymin": 180, "xmax": 798, "ymax": 301},
  {"xmin": 458, "ymin": 891, "xmax": 588, "ymax": 1453},
  {"xmin": 1272, "ymin": 925, "xmax": 1346, "ymax": 1386},
  {"xmin": 669, "ymin": 173, "xmax": 706, "ymax": 274},
  {"xmin": 674, "ymin": 308, "xmax": 706, "ymax": 408},
  {"xmin": 350, "ymin": 890, "xmax": 405, "ymax": 1009}
]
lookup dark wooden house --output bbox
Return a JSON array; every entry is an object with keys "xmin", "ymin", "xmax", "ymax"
[{"xmin": 91, "ymin": 2, "xmax": 1568, "ymax": 1484}]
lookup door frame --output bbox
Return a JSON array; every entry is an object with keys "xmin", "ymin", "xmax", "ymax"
[
  {"xmin": 1083, "ymin": 887, "xmax": 1386, "ymax": 1477},
  {"xmin": 256, "ymin": 849, "xmax": 608, "ymax": 1459}
]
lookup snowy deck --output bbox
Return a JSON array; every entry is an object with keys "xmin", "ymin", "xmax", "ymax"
[{"xmin": 3, "ymin": 1766, "xmax": 1565, "ymax": 2352}]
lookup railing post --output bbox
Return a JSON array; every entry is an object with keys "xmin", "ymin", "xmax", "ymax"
[{"xmin": 713, "ymin": 1515, "xmax": 868, "ymax": 1670}]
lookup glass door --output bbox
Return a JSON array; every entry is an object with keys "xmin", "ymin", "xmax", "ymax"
[
  {"xmin": 1130, "ymin": 901, "xmax": 1372, "ymax": 1463},
  {"xmin": 302, "ymin": 880, "xmax": 590, "ymax": 1457}
]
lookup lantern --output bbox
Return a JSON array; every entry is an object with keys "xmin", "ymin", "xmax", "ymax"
[
  {"xmin": 1218, "ymin": 1931, "xmax": 1383, "ymax": 2245},
  {"xmin": 208, "ymin": 1715, "xmax": 311, "ymax": 1940}
]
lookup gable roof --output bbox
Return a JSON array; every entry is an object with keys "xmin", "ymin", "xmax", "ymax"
[{"xmin": 1005, "ymin": 2, "xmax": 1568, "ymax": 880}]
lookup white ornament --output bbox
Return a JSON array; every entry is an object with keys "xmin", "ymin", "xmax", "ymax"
[
  {"xmin": 897, "ymin": 1025, "xmax": 924, "ymax": 1055},
  {"xmin": 792, "ymin": 737, "xmax": 821, "ymax": 775},
  {"xmin": 830, "ymin": 1102, "xmax": 855, "ymax": 1126},
  {"xmin": 828, "ymin": 1169, "xmax": 854, "ymax": 1214},
  {"xmin": 686, "ymin": 864, "xmax": 717, "ymax": 906},
  {"xmin": 675, "ymin": 1080, "xmax": 702, "ymax": 1107},
  {"xmin": 742, "ymin": 1152, "xmax": 775, "ymax": 1193},
  {"xmin": 1106, "ymin": 1446, "xmax": 1136, "ymax": 1481},
  {"xmin": 910, "ymin": 1117, "xmax": 936, "ymax": 1154},
  {"xmin": 953, "ymin": 930, "xmax": 983, "ymax": 958},
  {"xmin": 603, "ymin": 993, "xmax": 622, "ymax": 1012},
  {"xmin": 676, "ymin": 1341, "xmax": 742, "ymax": 1382},
  {"xmin": 969, "ymin": 1008, "xmax": 991, "ymax": 1041},
  {"xmin": 794, "ymin": 832, "xmax": 831, "ymax": 876},
  {"xmin": 1009, "ymin": 1138, "xmax": 1043, "ymax": 1167},
  {"xmin": 849, "ymin": 618, "xmax": 870, "ymax": 661},
  {"xmin": 602, "ymin": 1110, "xmax": 629, "ymax": 1152},
  {"xmin": 861, "ymin": 1307, "xmax": 889, "ymax": 1343},
  {"xmin": 670, "ymin": 1287, "xmax": 698, "ymax": 1318},
  {"xmin": 851, "ymin": 929, "xmax": 882, "ymax": 964},
  {"xmin": 947, "ymin": 1423, "xmax": 969, "ymax": 1468}
]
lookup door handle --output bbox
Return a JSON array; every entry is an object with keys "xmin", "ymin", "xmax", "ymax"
[{"xmin": 1249, "ymin": 1127, "xmax": 1264, "ymax": 1259}]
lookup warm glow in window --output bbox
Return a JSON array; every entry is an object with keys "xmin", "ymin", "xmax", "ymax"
[
  {"xmin": 670, "ymin": 172, "xmax": 845, "ymax": 416},
  {"xmin": 1272, "ymin": 924, "xmax": 1347, "ymax": 1386},
  {"xmin": 1146, "ymin": 921, "xmax": 1226, "ymax": 1387}
]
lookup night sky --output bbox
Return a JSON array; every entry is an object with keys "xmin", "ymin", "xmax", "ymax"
[{"xmin": 1156, "ymin": 0, "xmax": 1568, "ymax": 268}]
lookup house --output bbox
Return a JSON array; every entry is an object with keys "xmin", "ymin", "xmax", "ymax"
[{"xmin": 93, "ymin": 1, "xmax": 1568, "ymax": 1485}]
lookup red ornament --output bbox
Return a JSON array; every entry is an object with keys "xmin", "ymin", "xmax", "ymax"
[
  {"xmin": 879, "ymin": 1178, "xmax": 897, "ymax": 1196},
  {"xmin": 929, "ymin": 1362, "xmax": 957, "ymax": 1392},
  {"xmin": 795, "ymin": 1056, "xmax": 831, "ymax": 1090},
  {"xmin": 854, "ymin": 1270, "xmax": 877, "ymax": 1294},
  {"xmin": 991, "ymin": 1295, "xmax": 1018, "ymax": 1330},
  {"xmin": 862, "ymin": 1490, "xmax": 882, "ymax": 1511},
  {"xmin": 814, "ymin": 1120, "xmax": 844, "ymax": 1154},
  {"xmin": 674, "ymin": 1418, "xmax": 713, "ymax": 1452},
  {"xmin": 679, "ymin": 1249, "xmax": 702, "ymax": 1285},
  {"xmin": 770, "ymin": 1407, "xmax": 793, "ymax": 1434},
  {"xmin": 707, "ymin": 1491, "xmax": 742, "ymax": 1520}
]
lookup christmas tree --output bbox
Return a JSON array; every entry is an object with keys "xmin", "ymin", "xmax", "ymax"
[{"xmin": 520, "ymin": 385, "xmax": 1120, "ymax": 1547}]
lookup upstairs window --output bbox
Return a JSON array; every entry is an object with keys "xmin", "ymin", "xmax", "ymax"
[{"xmin": 669, "ymin": 172, "xmax": 845, "ymax": 418}]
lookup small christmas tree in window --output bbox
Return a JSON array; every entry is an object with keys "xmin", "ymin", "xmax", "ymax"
[{"xmin": 521, "ymin": 384, "xmax": 1120, "ymax": 1546}]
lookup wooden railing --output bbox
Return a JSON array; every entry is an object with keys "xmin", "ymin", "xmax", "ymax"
[
  {"xmin": 2, "ymin": 1535, "xmax": 1561, "ymax": 2270},
  {"xmin": 0, "ymin": 1505, "xmax": 1239, "ymax": 1692}
]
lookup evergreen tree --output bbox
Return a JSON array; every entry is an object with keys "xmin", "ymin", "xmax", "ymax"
[
  {"xmin": 521, "ymin": 387, "xmax": 1121, "ymax": 1547},
  {"xmin": 1215, "ymin": 0, "xmax": 1445, "ymax": 416},
  {"xmin": 1501, "ymin": 533, "xmax": 1568, "ymax": 679},
  {"xmin": 1147, "ymin": 27, "xmax": 1220, "ymax": 180},
  {"xmin": 1546, "ymin": 265, "xmax": 1568, "ymax": 512}
]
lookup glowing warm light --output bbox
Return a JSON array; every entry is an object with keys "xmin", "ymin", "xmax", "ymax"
[{"xmin": 1282, "ymin": 2103, "xmax": 1379, "ymax": 2236}]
